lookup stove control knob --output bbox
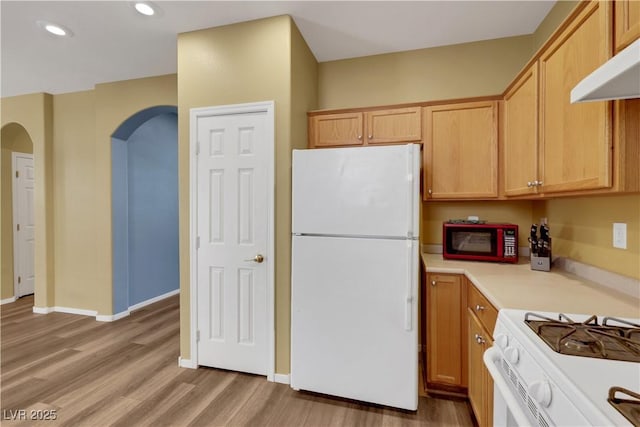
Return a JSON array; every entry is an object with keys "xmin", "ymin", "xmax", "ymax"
[
  {"xmin": 529, "ymin": 380, "xmax": 552, "ymax": 408},
  {"xmin": 505, "ymin": 346, "xmax": 519, "ymax": 364},
  {"xmin": 495, "ymin": 333, "xmax": 509, "ymax": 350}
]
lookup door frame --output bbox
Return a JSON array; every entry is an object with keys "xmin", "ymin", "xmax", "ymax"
[
  {"xmin": 12, "ymin": 152, "xmax": 34, "ymax": 298},
  {"xmin": 189, "ymin": 101, "xmax": 275, "ymax": 381}
]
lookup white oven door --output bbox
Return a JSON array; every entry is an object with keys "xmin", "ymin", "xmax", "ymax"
[{"xmin": 483, "ymin": 347, "xmax": 539, "ymax": 427}]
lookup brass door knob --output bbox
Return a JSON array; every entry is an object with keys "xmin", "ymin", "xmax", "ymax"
[{"xmin": 245, "ymin": 254, "xmax": 264, "ymax": 263}]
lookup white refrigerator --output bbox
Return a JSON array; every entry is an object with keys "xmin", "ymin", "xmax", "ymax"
[{"xmin": 290, "ymin": 144, "xmax": 420, "ymax": 411}]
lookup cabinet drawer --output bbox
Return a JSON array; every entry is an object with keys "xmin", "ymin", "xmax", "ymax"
[{"xmin": 468, "ymin": 284, "xmax": 498, "ymax": 334}]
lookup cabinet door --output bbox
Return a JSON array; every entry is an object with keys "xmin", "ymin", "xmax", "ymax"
[
  {"xmin": 426, "ymin": 274, "xmax": 464, "ymax": 386},
  {"xmin": 365, "ymin": 107, "xmax": 422, "ymax": 144},
  {"xmin": 468, "ymin": 310, "xmax": 493, "ymax": 427},
  {"xmin": 615, "ymin": 0, "xmax": 640, "ymax": 52},
  {"xmin": 503, "ymin": 63, "xmax": 540, "ymax": 197},
  {"xmin": 424, "ymin": 101, "xmax": 498, "ymax": 200},
  {"xmin": 309, "ymin": 112, "xmax": 364, "ymax": 148},
  {"xmin": 539, "ymin": 1, "xmax": 612, "ymax": 194}
]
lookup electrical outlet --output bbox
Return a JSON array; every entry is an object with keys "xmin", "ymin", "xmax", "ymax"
[{"xmin": 613, "ymin": 223, "xmax": 627, "ymax": 249}]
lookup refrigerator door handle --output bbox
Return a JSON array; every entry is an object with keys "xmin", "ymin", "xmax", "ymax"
[
  {"xmin": 406, "ymin": 144, "xmax": 414, "ymax": 239},
  {"xmin": 404, "ymin": 240, "xmax": 413, "ymax": 331}
]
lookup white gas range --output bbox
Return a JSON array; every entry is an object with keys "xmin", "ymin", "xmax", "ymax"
[{"xmin": 484, "ymin": 309, "xmax": 640, "ymax": 427}]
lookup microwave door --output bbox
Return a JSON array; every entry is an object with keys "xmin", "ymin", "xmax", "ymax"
[{"xmin": 452, "ymin": 231, "xmax": 494, "ymax": 255}]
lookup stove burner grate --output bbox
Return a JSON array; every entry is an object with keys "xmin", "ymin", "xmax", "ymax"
[
  {"xmin": 524, "ymin": 312, "xmax": 640, "ymax": 363},
  {"xmin": 609, "ymin": 387, "xmax": 640, "ymax": 427}
]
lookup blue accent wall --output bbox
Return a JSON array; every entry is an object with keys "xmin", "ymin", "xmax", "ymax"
[{"xmin": 111, "ymin": 108, "xmax": 178, "ymax": 313}]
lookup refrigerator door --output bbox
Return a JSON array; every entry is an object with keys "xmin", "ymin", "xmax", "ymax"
[
  {"xmin": 292, "ymin": 144, "xmax": 420, "ymax": 238},
  {"xmin": 290, "ymin": 235, "xmax": 418, "ymax": 410}
]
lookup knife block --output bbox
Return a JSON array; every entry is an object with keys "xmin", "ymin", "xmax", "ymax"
[{"xmin": 530, "ymin": 238, "xmax": 551, "ymax": 272}]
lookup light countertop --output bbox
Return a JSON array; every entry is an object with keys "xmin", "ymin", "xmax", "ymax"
[{"xmin": 421, "ymin": 253, "xmax": 640, "ymax": 318}]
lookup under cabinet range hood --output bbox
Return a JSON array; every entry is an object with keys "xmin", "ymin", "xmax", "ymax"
[{"xmin": 571, "ymin": 39, "xmax": 640, "ymax": 103}]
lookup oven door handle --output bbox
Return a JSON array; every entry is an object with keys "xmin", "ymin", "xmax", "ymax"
[{"xmin": 483, "ymin": 346, "xmax": 533, "ymax": 427}]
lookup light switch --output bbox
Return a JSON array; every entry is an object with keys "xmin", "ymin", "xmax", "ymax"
[{"xmin": 613, "ymin": 223, "xmax": 627, "ymax": 249}]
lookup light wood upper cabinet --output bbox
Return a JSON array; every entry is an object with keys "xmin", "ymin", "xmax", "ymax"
[
  {"xmin": 539, "ymin": 0, "xmax": 612, "ymax": 194},
  {"xmin": 503, "ymin": 63, "xmax": 540, "ymax": 197},
  {"xmin": 614, "ymin": 0, "xmax": 640, "ymax": 52},
  {"xmin": 365, "ymin": 107, "xmax": 421, "ymax": 144},
  {"xmin": 425, "ymin": 273, "xmax": 467, "ymax": 389},
  {"xmin": 308, "ymin": 107, "xmax": 421, "ymax": 148},
  {"xmin": 424, "ymin": 101, "xmax": 498, "ymax": 200},
  {"xmin": 308, "ymin": 112, "xmax": 364, "ymax": 148}
]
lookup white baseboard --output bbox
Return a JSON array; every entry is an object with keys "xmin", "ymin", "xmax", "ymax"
[
  {"xmin": 1, "ymin": 296, "xmax": 17, "ymax": 305},
  {"xmin": 52, "ymin": 306, "xmax": 98, "ymax": 317},
  {"xmin": 178, "ymin": 357, "xmax": 197, "ymax": 369},
  {"xmin": 31, "ymin": 290, "xmax": 181, "ymax": 322},
  {"xmin": 273, "ymin": 374, "xmax": 290, "ymax": 384},
  {"xmin": 96, "ymin": 310, "xmax": 130, "ymax": 322},
  {"xmin": 129, "ymin": 289, "xmax": 179, "ymax": 312},
  {"xmin": 95, "ymin": 289, "xmax": 180, "ymax": 322}
]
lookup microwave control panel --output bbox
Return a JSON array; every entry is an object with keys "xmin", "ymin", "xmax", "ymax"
[{"xmin": 503, "ymin": 230, "xmax": 517, "ymax": 258}]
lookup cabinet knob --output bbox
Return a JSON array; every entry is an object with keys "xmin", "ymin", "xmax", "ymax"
[
  {"xmin": 527, "ymin": 181, "xmax": 533, "ymax": 187},
  {"xmin": 357, "ymin": 135, "xmax": 362, "ymax": 140},
  {"xmin": 431, "ymin": 280, "xmax": 436, "ymax": 286},
  {"xmin": 475, "ymin": 304, "xmax": 485, "ymax": 312},
  {"xmin": 368, "ymin": 134, "xmax": 372, "ymax": 139},
  {"xmin": 475, "ymin": 334, "xmax": 485, "ymax": 345},
  {"xmin": 537, "ymin": 180, "xmax": 543, "ymax": 186},
  {"xmin": 428, "ymin": 189, "xmax": 432, "ymax": 195}
]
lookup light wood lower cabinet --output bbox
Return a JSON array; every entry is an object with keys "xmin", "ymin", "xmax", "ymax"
[
  {"xmin": 467, "ymin": 281, "xmax": 497, "ymax": 427},
  {"xmin": 468, "ymin": 308, "xmax": 494, "ymax": 427},
  {"xmin": 425, "ymin": 273, "xmax": 467, "ymax": 391}
]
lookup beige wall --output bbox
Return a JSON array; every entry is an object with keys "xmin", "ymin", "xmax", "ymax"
[
  {"xmin": 531, "ymin": 1, "xmax": 579, "ymax": 52},
  {"xmin": 317, "ymin": 35, "xmax": 533, "ymax": 109},
  {"xmin": 1, "ymin": 93, "xmax": 55, "ymax": 308},
  {"xmin": 534, "ymin": 195, "xmax": 640, "ymax": 280},
  {"xmin": 1, "ymin": 75, "xmax": 177, "ymax": 313},
  {"xmin": 93, "ymin": 74, "xmax": 177, "ymax": 314},
  {"xmin": 178, "ymin": 15, "xmax": 317, "ymax": 373},
  {"xmin": 422, "ymin": 201, "xmax": 534, "ymax": 248},
  {"xmin": 52, "ymin": 91, "xmax": 98, "ymax": 309},
  {"xmin": 285, "ymin": 22, "xmax": 319, "ymax": 371},
  {"xmin": 1, "ymin": 124, "xmax": 33, "ymax": 299}
]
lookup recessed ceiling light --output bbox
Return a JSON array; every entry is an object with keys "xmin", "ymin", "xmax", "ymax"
[
  {"xmin": 36, "ymin": 20, "xmax": 73, "ymax": 37},
  {"xmin": 134, "ymin": 2, "xmax": 155, "ymax": 16},
  {"xmin": 45, "ymin": 24, "xmax": 66, "ymax": 36}
]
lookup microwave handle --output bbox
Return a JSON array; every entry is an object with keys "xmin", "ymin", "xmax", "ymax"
[{"xmin": 497, "ymin": 228, "xmax": 504, "ymax": 257}]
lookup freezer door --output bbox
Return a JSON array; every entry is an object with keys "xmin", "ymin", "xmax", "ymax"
[
  {"xmin": 292, "ymin": 144, "xmax": 420, "ymax": 238},
  {"xmin": 290, "ymin": 235, "xmax": 418, "ymax": 410}
]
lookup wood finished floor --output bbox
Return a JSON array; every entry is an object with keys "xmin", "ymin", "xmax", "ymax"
[{"xmin": 1, "ymin": 295, "xmax": 473, "ymax": 427}]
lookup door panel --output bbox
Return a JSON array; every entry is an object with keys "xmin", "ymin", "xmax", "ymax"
[
  {"xmin": 291, "ymin": 235, "xmax": 418, "ymax": 410},
  {"xmin": 292, "ymin": 144, "xmax": 420, "ymax": 238},
  {"xmin": 13, "ymin": 154, "xmax": 35, "ymax": 298},
  {"xmin": 196, "ymin": 111, "xmax": 268, "ymax": 375}
]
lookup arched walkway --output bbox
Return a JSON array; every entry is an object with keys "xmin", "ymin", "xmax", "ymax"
[
  {"xmin": 111, "ymin": 106, "xmax": 179, "ymax": 314},
  {"xmin": 1, "ymin": 123, "xmax": 34, "ymax": 303}
]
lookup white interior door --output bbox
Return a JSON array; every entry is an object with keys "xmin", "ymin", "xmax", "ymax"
[
  {"xmin": 194, "ymin": 104, "xmax": 273, "ymax": 376},
  {"xmin": 12, "ymin": 153, "xmax": 35, "ymax": 298}
]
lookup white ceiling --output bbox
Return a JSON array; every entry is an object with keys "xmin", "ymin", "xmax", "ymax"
[{"xmin": 1, "ymin": 1, "xmax": 556, "ymax": 98}]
